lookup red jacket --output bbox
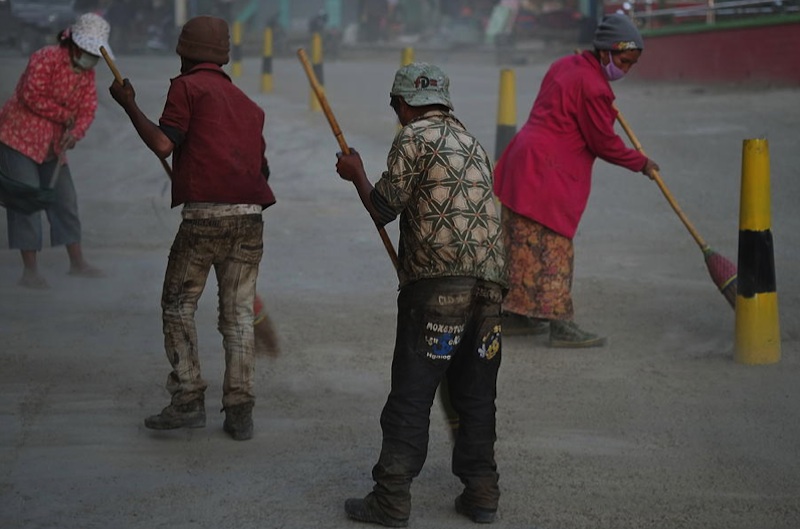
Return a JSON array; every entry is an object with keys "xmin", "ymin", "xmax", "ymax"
[
  {"xmin": 160, "ymin": 64, "xmax": 275, "ymax": 208},
  {"xmin": 493, "ymin": 50, "xmax": 647, "ymax": 239},
  {"xmin": 0, "ymin": 45, "xmax": 97, "ymax": 163}
]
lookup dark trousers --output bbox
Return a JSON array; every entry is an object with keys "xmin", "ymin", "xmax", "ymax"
[{"xmin": 370, "ymin": 277, "xmax": 503, "ymax": 519}]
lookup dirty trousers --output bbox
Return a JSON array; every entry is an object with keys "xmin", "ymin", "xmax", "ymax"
[
  {"xmin": 160, "ymin": 214, "xmax": 263, "ymax": 409},
  {"xmin": 370, "ymin": 277, "xmax": 503, "ymax": 520}
]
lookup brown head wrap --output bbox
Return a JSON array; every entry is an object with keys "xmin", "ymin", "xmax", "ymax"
[{"xmin": 176, "ymin": 16, "xmax": 230, "ymax": 65}]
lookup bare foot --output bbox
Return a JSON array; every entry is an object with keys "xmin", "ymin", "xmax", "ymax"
[
  {"xmin": 18, "ymin": 270, "xmax": 50, "ymax": 289},
  {"xmin": 68, "ymin": 264, "xmax": 105, "ymax": 278}
]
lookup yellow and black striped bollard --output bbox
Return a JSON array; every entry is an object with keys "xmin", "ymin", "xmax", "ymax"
[
  {"xmin": 261, "ymin": 26, "xmax": 273, "ymax": 93},
  {"xmin": 735, "ymin": 138, "xmax": 781, "ymax": 365},
  {"xmin": 231, "ymin": 21, "xmax": 243, "ymax": 78},
  {"xmin": 401, "ymin": 46, "xmax": 414, "ymax": 66},
  {"xmin": 495, "ymin": 68, "xmax": 516, "ymax": 162}
]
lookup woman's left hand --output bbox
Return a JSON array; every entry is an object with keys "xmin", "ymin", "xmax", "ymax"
[{"xmin": 60, "ymin": 132, "xmax": 77, "ymax": 150}]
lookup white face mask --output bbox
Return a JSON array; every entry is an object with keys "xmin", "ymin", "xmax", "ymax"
[{"xmin": 74, "ymin": 52, "xmax": 99, "ymax": 70}]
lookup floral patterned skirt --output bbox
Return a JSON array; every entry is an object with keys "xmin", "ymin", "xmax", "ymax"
[{"xmin": 501, "ymin": 206, "xmax": 574, "ymax": 320}]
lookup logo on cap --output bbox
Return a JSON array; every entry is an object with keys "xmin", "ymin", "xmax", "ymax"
[
  {"xmin": 612, "ymin": 40, "xmax": 639, "ymax": 51},
  {"xmin": 414, "ymin": 76, "xmax": 440, "ymax": 90}
]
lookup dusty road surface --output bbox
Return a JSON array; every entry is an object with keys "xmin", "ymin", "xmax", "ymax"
[{"xmin": 1, "ymin": 47, "xmax": 799, "ymax": 529}]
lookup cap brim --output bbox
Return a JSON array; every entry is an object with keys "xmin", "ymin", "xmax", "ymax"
[{"xmin": 73, "ymin": 36, "xmax": 113, "ymax": 59}]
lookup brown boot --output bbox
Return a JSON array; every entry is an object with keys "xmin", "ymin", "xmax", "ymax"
[
  {"xmin": 455, "ymin": 494, "xmax": 497, "ymax": 524},
  {"xmin": 144, "ymin": 400, "xmax": 206, "ymax": 430},
  {"xmin": 344, "ymin": 494, "xmax": 408, "ymax": 527},
  {"xmin": 222, "ymin": 402, "xmax": 254, "ymax": 441}
]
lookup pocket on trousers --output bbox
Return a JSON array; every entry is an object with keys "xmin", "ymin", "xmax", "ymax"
[
  {"xmin": 476, "ymin": 316, "xmax": 502, "ymax": 363},
  {"xmin": 236, "ymin": 241, "xmax": 263, "ymax": 265},
  {"xmin": 416, "ymin": 315, "xmax": 465, "ymax": 363}
]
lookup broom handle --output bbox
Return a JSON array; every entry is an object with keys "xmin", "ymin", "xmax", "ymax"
[
  {"xmin": 296, "ymin": 49, "xmax": 349, "ymax": 154},
  {"xmin": 614, "ymin": 106, "xmax": 709, "ymax": 251},
  {"xmin": 48, "ymin": 154, "xmax": 65, "ymax": 189},
  {"xmin": 297, "ymin": 48, "xmax": 400, "ymax": 271},
  {"xmin": 100, "ymin": 46, "xmax": 174, "ymax": 179}
]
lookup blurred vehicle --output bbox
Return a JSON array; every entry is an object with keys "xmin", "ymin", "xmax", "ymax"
[{"xmin": 0, "ymin": 0, "xmax": 78, "ymax": 56}]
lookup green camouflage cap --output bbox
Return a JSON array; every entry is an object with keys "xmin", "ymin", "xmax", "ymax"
[{"xmin": 390, "ymin": 62, "xmax": 453, "ymax": 110}]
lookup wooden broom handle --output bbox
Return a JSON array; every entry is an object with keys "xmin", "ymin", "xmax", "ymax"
[
  {"xmin": 570, "ymin": 50, "xmax": 708, "ymax": 250},
  {"xmin": 297, "ymin": 49, "xmax": 350, "ymax": 155},
  {"xmin": 613, "ymin": 106, "xmax": 709, "ymax": 251},
  {"xmin": 297, "ymin": 48, "xmax": 401, "ymax": 271},
  {"xmin": 99, "ymin": 46, "xmax": 122, "ymax": 83},
  {"xmin": 100, "ymin": 46, "xmax": 173, "ymax": 179}
]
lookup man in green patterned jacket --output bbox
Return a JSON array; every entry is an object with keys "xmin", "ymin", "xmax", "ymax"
[{"xmin": 335, "ymin": 63, "xmax": 507, "ymax": 527}]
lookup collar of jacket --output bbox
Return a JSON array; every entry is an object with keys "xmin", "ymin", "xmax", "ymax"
[{"xmin": 172, "ymin": 62, "xmax": 231, "ymax": 83}]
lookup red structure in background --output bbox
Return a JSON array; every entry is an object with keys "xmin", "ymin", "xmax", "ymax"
[{"xmin": 633, "ymin": 15, "xmax": 800, "ymax": 86}]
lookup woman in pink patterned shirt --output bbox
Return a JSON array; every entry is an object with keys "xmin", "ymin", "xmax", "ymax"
[{"xmin": 0, "ymin": 13, "xmax": 112, "ymax": 289}]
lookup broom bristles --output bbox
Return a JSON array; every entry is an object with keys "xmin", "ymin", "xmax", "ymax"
[
  {"xmin": 703, "ymin": 248, "xmax": 737, "ymax": 310},
  {"xmin": 254, "ymin": 295, "xmax": 280, "ymax": 357}
]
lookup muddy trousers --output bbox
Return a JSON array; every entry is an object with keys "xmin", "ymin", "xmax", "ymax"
[
  {"xmin": 160, "ymin": 215, "xmax": 263, "ymax": 409},
  {"xmin": 370, "ymin": 277, "xmax": 503, "ymax": 520}
]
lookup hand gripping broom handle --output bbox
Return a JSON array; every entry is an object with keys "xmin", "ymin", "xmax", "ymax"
[
  {"xmin": 100, "ymin": 46, "xmax": 174, "ymax": 179},
  {"xmin": 297, "ymin": 48, "xmax": 400, "ymax": 271},
  {"xmin": 613, "ymin": 105, "xmax": 709, "ymax": 252}
]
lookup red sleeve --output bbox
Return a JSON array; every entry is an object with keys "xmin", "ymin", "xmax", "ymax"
[
  {"xmin": 159, "ymin": 78, "xmax": 191, "ymax": 134},
  {"xmin": 17, "ymin": 49, "xmax": 73, "ymax": 125},
  {"xmin": 576, "ymin": 81, "xmax": 647, "ymax": 173},
  {"xmin": 70, "ymin": 73, "xmax": 97, "ymax": 141}
]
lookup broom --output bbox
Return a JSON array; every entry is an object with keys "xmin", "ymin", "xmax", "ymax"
[
  {"xmin": 297, "ymin": 49, "xmax": 461, "ymax": 438},
  {"xmin": 296, "ymin": 48, "xmax": 400, "ymax": 270},
  {"xmin": 100, "ymin": 47, "xmax": 281, "ymax": 356},
  {"xmin": 614, "ymin": 106, "xmax": 738, "ymax": 309}
]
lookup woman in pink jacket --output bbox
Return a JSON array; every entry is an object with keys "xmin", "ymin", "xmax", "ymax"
[
  {"xmin": 0, "ymin": 13, "xmax": 112, "ymax": 289},
  {"xmin": 494, "ymin": 13, "xmax": 659, "ymax": 347}
]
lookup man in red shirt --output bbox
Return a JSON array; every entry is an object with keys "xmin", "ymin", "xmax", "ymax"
[
  {"xmin": 494, "ymin": 13, "xmax": 659, "ymax": 347},
  {"xmin": 109, "ymin": 16, "xmax": 275, "ymax": 440}
]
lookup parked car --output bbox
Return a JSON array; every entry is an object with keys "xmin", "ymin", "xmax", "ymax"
[{"xmin": 0, "ymin": 0, "xmax": 78, "ymax": 56}]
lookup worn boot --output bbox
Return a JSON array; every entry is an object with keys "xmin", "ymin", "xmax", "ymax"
[
  {"xmin": 455, "ymin": 494, "xmax": 497, "ymax": 524},
  {"xmin": 501, "ymin": 312, "xmax": 549, "ymax": 336},
  {"xmin": 344, "ymin": 493, "xmax": 408, "ymax": 528},
  {"xmin": 549, "ymin": 320, "xmax": 606, "ymax": 348},
  {"xmin": 222, "ymin": 402, "xmax": 254, "ymax": 441},
  {"xmin": 144, "ymin": 400, "xmax": 206, "ymax": 430}
]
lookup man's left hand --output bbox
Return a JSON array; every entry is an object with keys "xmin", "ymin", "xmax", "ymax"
[{"xmin": 109, "ymin": 78, "xmax": 137, "ymax": 110}]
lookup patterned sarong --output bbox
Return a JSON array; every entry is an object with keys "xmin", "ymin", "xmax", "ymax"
[{"xmin": 501, "ymin": 205, "xmax": 574, "ymax": 320}]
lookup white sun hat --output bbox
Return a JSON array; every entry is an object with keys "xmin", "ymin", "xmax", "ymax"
[{"xmin": 71, "ymin": 12, "xmax": 113, "ymax": 58}]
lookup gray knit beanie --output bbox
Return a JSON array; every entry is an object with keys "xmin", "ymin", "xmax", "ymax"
[{"xmin": 592, "ymin": 13, "xmax": 644, "ymax": 51}]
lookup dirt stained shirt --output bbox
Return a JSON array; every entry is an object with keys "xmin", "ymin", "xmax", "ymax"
[
  {"xmin": 374, "ymin": 110, "xmax": 507, "ymax": 289},
  {"xmin": 159, "ymin": 63, "xmax": 275, "ymax": 209}
]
